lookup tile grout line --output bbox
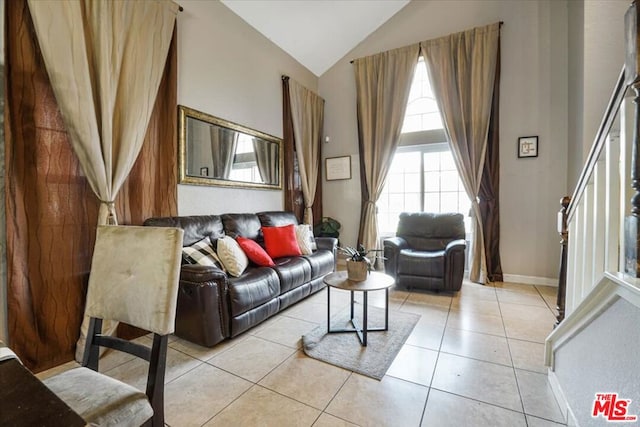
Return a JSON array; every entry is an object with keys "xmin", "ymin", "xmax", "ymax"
[
  {"xmin": 496, "ymin": 285, "xmax": 531, "ymax": 427},
  {"xmin": 417, "ymin": 286, "xmax": 453, "ymax": 426}
]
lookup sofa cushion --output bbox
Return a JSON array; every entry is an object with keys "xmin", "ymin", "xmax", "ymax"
[
  {"xmin": 144, "ymin": 215, "xmax": 224, "ymax": 247},
  {"xmin": 301, "ymin": 249, "xmax": 335, "ymax": 279},
  {"xmin": 272, "ymin": 256, "xmax": 312, "ymax": 293},
  {"xmin": 237, "ymin": 237, "xmax": 275, "ymax": 267},
  {"xmin": 398, "ymin": 249, "xmax": 445, "ymax": 278},
  {"xmin": 227, "ymin": 268, "xmax": 280, "ymax": 317},
  {"xmin": 397, "ymin": 212, "xmax": 465, "ymax": 251},
  {"xmin": 262, "ymin": 225, "xmax": 302, "ymax": 258},
  {"xmin": 182, "ymin": 236, "xmax": 225, "ymax": 271},
  {"xmin": 257, "ymin": 211, "xmax": 298, "ymax": 227},
  {"xmin": 217, "ymin": 236, "xmax": 249, "ymax": 277},
  {"xmin": 222, "ymin": 213, "xmax": 262, "ymax": 241}
]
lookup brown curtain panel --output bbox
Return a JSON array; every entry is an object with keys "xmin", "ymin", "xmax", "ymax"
[
  {"xmin": 5, "ymin": 0, "xmax": 177, "ymax": 372},
  {"xmin": 282, "ymin": 77, "xmax": 322, "ymax": 225},
  {"xmin": 479, "ymin": 40, "xmax": 503, "ymax": 282}
]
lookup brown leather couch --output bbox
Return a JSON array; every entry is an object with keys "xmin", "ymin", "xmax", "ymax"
[
  {"xmin": 144, "ymin": 211, "xmax": 337, "ymax": 347},
  {"xmin": 383, "ymin": 212, "xmax": 466, "ymax": 292}
]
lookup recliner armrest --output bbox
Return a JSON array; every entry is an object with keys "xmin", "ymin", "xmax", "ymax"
[
  {"xmin": 180, "ymin": 264, "xmax": 227, "ymax": 283},
  {"xmin": 177, "ymin": 264, "xmax": 229, "ymax": 346},
  {"xmin": 384, "ymin": 236, "xmax": 408, "ymax": 250},
  {"xmin": 445, "ymin": 239, "xmax": 466, "ymax": 254},
  {"xmin": 383, "ymin": 236, "xmax": 408, "ymax": 278}
]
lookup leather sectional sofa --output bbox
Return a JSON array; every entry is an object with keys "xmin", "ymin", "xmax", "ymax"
[{"xmin": 144, "ymin": 211, "xmax": 337, "ymax": 347}]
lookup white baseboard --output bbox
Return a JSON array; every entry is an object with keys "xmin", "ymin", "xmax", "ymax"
[
  {"xmin": 548, "ymin": 369, "xmax": 578, "ymax": 426},
  {"xmin": 502, "ymin": 274, "xmax": 558, "ymax": 287}
]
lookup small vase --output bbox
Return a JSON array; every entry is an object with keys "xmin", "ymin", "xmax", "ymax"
[{"xmin": 346, "ymin": 259, "xmax": 368, "ymax": 281}]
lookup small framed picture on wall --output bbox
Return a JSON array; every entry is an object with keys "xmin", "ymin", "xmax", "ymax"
[
  {"xmin": 325, "ymin": 156, "xmax": 352, "ymax": 181},
  {"xmin": 518, "ymin": 136, "xmax": 538, "ymax": 158}
]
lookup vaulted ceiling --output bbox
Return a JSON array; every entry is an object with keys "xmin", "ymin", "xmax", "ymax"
[{"xmin": 220, "ymin": 0, "xmax": 410, "ymax": 76}]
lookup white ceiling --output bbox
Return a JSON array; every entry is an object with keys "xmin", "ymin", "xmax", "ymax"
[{"xmin": 220, "ymin": 0, "xmax": 410, "ymax": 77}]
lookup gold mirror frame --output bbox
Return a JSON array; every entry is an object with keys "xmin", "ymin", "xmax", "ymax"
[{"xmin": 178, "ymin": 105, "xmax": 283, "ymax": 190}]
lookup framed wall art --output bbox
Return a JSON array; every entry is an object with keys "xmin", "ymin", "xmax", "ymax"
[
  {"xmin": 325, "ymin": 156, "xmax": 351, "ymax": 181},
  {"xmin": 518, "ymin": 136, "xmax": 538, "ymax": 158}
]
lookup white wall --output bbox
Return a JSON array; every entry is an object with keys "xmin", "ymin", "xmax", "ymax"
[
  {"xmin": 567, "ymin": 0, "xmax": 585, "ymax": 191},
  {"xmin": 554, "ymin": 297, "xmax": 640, "ymax": 426},
  {"xmin": 319, "ymin": 0, "xmax": 569, "ymax": 280},
  {"xmin": 176, "ymin": 0, "xmax": 318, "ymax": 215},
  {"xmin": 566, "ymin": 0, "xmax": 628, "ymax": 189}
]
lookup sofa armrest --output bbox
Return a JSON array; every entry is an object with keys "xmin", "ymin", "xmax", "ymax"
[
  {"xmin": 176, "ymin": 264, "xmax": 230, "ymax": 346},
  {"xmin": 315, "ymin": 236, "xmax": 337, "ymax": 252},
  {"xmin": 445, "ymin": 239, "xmax": 466, "ymax": 254},
  {"xmin": 315, "ymin": 237, "xmax": 338, "ymax": 270},
  {"xmin": 383, "ymin": 237, "xmax": 408, "ymax": 278},
  {"xmin": 180, "ymin": 264, "xmax": 227, "ymax": 283}
]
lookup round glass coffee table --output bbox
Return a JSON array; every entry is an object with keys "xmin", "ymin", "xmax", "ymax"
[{"xmin": 323, "ymin": 271, "xmax": 395, "ymax": 346}]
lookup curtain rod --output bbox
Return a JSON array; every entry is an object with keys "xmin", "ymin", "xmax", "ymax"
[{"xmin": 349, "ymin": 21, "xmax": 503, "ymax": 64}]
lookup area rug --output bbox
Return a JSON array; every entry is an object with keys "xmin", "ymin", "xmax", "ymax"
[{"xmin": 302, "ymin": 305, "xmax": 420, "ymax": 380}]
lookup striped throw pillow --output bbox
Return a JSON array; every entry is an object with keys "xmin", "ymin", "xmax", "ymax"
[{"xmin": 182, "ymin": 236, "xmax": 225, "ymax": 271}]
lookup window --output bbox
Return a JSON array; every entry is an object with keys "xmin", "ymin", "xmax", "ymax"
[
  {"xmin": 377, "ymin": 144, "xmax": 470, "ymax": 233},
  {"xmin": 402, "ymin": 58, "xmax": 443, "ymax": 133},
  {"xmin": 228, "ymin": 134, "xmax": 260, "ymax": 182},
  {"xmin": 377, "ymin": 58, "xmax": 470, "ymax": 234}
]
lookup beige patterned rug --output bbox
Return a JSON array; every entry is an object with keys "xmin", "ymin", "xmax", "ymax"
[{"xmin": 302, "ymin": 305, "xmax": 420, "ymax": 380}]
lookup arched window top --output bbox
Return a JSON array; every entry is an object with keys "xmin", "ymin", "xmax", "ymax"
[{"xmin": 401, "ymin": 57, "xmax": 443, "ymax": 134}]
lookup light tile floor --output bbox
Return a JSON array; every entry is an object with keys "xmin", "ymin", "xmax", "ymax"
[{"xmin": 38, "ymin": 280, "xmax": 566, "ymax": 427}]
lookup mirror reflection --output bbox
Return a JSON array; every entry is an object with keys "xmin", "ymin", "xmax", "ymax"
[{"xmin": 178, "ymin": 105, "xmax": 282, "ymax": 189}]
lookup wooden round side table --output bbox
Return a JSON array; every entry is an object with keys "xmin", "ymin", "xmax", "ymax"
[{"xmin": 323, "ymin": 271, "xmax": 395, "ymax": 346}]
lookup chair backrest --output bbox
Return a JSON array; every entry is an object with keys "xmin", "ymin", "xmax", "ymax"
[
  {"xmin": 397, "ymin": 212, "xmax": 465, "ymax": 251},
  {"xmin": 82, "ymin": 225, "xmax": 184, "ymax": 427},
  {"xmin": 84, "ymin": 225, "xmax": 184, "ymax": 335}
]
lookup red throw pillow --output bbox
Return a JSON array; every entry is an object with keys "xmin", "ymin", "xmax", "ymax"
[
  {"xmin": 236, "ymin": 237, "xmax": 275, "ymax": 267},
  {"xmin": 262, "ymin": 224, "xmax": 302, "ymax": 258}
]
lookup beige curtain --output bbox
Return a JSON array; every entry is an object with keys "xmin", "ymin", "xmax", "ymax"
[
  {"xmin": 211, "ymin": 128, "xmax": 238, "ymax": 179},
  {"xmin": 421, "ymin": 23, "xmax": 500, "ymax": 283},
  {"xmin": 354, "ymin": 44, "xmax": 420, "ymax": 251},
  {"xmin": 254, "ymin": 138, "xmax": 279, "ymax": 185},
  {"xmin": 27, "ymin": 0, "xmax": 178, "ymax": 225},
  {"xmin": 27, "ymin": 0, "xmax": 178, "ymax": 360},
  {"xmin": 289, "ymin": 80, "xmax": 325, "ymax": 225}
]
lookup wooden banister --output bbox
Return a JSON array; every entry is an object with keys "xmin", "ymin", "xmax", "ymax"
[
  {"xmin": 556, "ymin": 196, "xmax": 571, "ymax": 325},
  {"xmin": 625, "ymin": 0, "xmax": 640, "ymax": 276}
]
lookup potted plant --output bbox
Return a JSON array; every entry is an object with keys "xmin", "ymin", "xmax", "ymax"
[{"xmin": 338, "ymin": 244, "xmax": 383, "ymax": 282}]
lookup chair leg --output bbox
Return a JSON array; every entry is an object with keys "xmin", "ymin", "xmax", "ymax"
[
  {"xmin": 82, "ymin": 318, "xmax": 102, "ymax": 371},
  {"xmin": 146, "ymin": 334, "xmax": 168, "ymax": 427}
]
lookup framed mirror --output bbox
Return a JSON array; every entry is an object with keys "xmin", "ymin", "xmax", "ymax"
[{"xmin": 178, "ymin": 105, "xmax": 283, "ymax": 190}]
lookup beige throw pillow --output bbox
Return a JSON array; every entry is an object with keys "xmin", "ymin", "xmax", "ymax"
[
  {"xmin": 217, "ymin": 236, "xmax": 249, "ymax": 277},
  {"xmin": 295, "ymin": 224, "xmax": 316, "ymax": 255}
]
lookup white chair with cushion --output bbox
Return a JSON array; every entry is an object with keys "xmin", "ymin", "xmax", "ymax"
[{"xmin": 43, "ymin": 225, "xmax": 184, "ymax": 427}]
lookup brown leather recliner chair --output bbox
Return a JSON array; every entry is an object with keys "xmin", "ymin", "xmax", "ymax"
[{"xmin": 383, "ymin": 212, "xmax": 466, "ymax": 292}]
